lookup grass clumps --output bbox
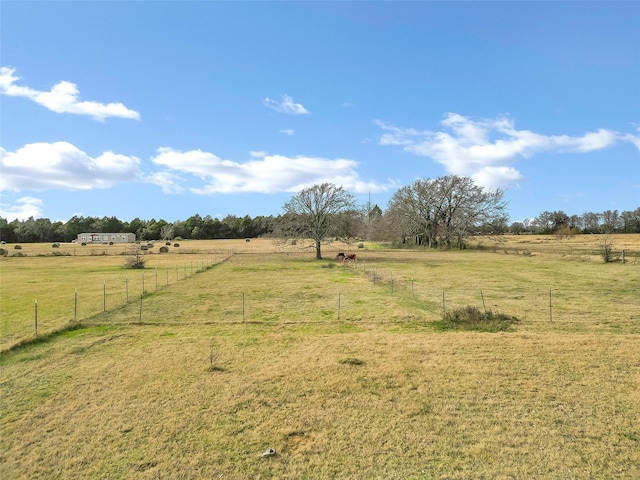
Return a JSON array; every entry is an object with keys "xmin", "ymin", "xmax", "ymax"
[
  {"xmin": 436, "ymin": 306, "xmax": 519, "ymax": 332},
  {"xmin": 338, "ymin": 357, "xmax": 365, "ymax": 366}
]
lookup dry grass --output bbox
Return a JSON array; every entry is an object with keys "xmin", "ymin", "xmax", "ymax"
[
  {"xmin": 2, "ymin": 324, "xmax": 638, "ymax": 479},
  {"xmin": 2, "ymin": 236, "xmax": 639, "ymax": 347},
  {"xmin": 1, "ymin": 236, "xmax": 639, "ymax": 478}
]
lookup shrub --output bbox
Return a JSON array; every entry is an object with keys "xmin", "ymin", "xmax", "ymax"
[
  {"xmin": 436, "ymin": 306, "xmax": 519, "ymax": 333},
  {"xmin": 159, "ymin": 246, "xmax": 169, "ymax": 253},
  {"xmin": 14, "ymin": 245, "xmax": 22, "ymax": 250},
  {"xmin": 124, "ymin": 246, "xmax": 147, "ymax": 269},
  {"xmin": 124, "ymin": 257, "xmax": 146, "ymax": 269}
]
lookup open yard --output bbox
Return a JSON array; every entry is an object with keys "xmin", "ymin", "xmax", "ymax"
[{"xmin": 1, "ymin": 236, "xmax": 639, "ymax": 478}]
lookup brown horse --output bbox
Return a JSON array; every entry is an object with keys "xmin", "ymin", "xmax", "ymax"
[{"xmin": 337, "ymin": 252, "xmax": 357, "ymax": 264}]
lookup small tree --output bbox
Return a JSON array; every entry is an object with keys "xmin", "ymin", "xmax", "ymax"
[
  {"xmin": 282, "ymin": 183, "xmax": 356, "ymax": 259},
  {"xmin": 596, "ymin": 231, "xmax": 615, "ymax": 263},
  {"xmin": 124, "ymin": 244, "xmax": 146, "ymax": 269}
]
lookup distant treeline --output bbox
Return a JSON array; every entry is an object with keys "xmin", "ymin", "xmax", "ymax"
[
  {"xmin": 0, "ymin": 214, "xmax": 277, "ymax": 244},
  {"xmin": 1, "ymin": 207, "xmax": 639, "ymax": 244}
]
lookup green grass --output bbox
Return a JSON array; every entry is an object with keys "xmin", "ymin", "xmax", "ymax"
[{"xmin": 1, "ymin": 237, "xmax": 639, "ymax": 478}]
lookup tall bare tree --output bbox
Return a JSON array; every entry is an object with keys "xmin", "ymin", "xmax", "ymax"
[
  {"xmin": 387, "ymin": 175, "xmax": 507, "ymax": 248},
  {"xmin": 283, "ymin": 183, "xmax": 356, "ymax": 259}
]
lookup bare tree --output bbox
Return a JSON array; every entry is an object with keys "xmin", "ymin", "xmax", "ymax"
[
  {"xmin": 124, "ymin": 243, "xmax": 147, "ymax": 269},
  {"xmin": 601, "ymin": 209, "xmax": 621, "ymax": 233},
  {"xmin": 282, "ymin": 183, "xmax": 356, "ymax": 259},
  {"xmin": 582, "ymin": 211, "xmax": 601, "ymax": 233},
  {"xmin": 596, "ymin": 231, "xmax": 615, "ymax": 263},
  {"xmin": 387, "ymin": 175, "xmax": 508, "ymax": 249}
]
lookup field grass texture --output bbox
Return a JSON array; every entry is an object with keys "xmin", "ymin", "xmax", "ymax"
[{"xmin": 1, "ymin": 236, "xmax": 639, "ymax": 478}]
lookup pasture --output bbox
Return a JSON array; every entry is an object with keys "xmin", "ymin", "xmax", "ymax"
[{"xmin": 1, "ymin": 235, "xmax": 639, "ymax": 478}]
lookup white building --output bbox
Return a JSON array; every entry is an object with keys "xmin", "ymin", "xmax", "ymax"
[{"xmin": 77, "ymin": 233, "xmax": 136, "ymax": 244}]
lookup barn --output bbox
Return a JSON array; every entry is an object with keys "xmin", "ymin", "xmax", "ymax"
[{"xmin": 77, "ymin": 233, "xmax": 136, "ymax": 244}]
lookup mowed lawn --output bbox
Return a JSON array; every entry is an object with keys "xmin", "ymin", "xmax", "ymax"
[{"xmin": 1, "ymin": 236, "xmax": 639, "ymax": 478}]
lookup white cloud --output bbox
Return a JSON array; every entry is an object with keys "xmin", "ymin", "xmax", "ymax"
[
  {"xmin": 145, "ymin": 171, "xmax": 184, "ymax": 194},
  {"xmin": 0, "ymin": 66, "xmax": 140, "ymax": 121},
  {"xmin": 280, "ymin": 129, "xmax": 295, "ymax": 136},
  {"xmin": 472, "ymin": 167, "xmax": 524, "ymax": 189},
  {"xmin": 150, "ymin": 148, "xmax": 391, "ymax": 194},
  {"xmin": 263, "ymin": 94, "xmax": 309, "ymax": 115},
  {"xmin": 377, "ymin": 113, "xmax": 625, "ymax": 188},
  {"xmin": 0, "ymin": 196, "xmax": 43, "ymax": 221},
  {"xmin": 623, "ymin": 127, "xmax": 640, "ymax": 150},
  {"xmin": 0, "ymin": 142, "xmax": 143, "ymax": 191}
]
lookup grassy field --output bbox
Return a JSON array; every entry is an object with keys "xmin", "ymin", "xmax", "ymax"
[{"xmin": 1, "ymin": 236, "xmax": 639, "ymax": 478}]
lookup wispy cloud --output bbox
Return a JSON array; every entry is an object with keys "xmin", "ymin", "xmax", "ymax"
[
  {"xmin": 624, "ymin": 127, "xmax": 640, "ymax": 150},
  {"xmin": 0, "ymin": 196, "xmax": 43, "ymax": 221},
  {"xmin": 150, "ymin": 148, "xmax": 390, "ymax": 194},
  {"xmin": 0, "ymin": 142, "xmax": 143, "ymax": 191},
  {"xmin": 263, "ymin": 94, "xmax": 309, "ymax": 115},
  {"xmin": 280, "ymin": 129, "xmax": 295, "ymax": 136},
  {"xmin": 376, "ymin": 113, "xmax": 632, "ymax": 188},
  {"xmin": 0, "ymin": 66, "xmax": 140, "ymax": 121}
]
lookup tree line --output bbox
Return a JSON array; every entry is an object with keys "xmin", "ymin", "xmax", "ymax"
[
  {"xmin": 0, "ymin": 214, "xmax": 277, "ymax": 244},
  {"xmin": 1, "ymin": 176, "xmax": 638, "ymax": 246}
]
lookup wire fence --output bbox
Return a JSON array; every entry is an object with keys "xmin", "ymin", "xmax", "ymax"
[
  {"xmin": 4, "ymin": 250, "xmax": 637, "ymax": 350},
  {"xmin": 1, "ymin": 252, "xmax": 233, "ymax": 350}
]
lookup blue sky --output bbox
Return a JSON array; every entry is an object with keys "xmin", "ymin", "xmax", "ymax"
[{"xmin": 1, "ymin": 1, "xmax": 638, "ymax": 224}]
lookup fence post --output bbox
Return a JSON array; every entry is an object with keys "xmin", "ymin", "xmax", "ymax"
[
  {"xmin": 142, "ymin": 272, "xmax": 145, "ymax": 296},
  {"xmin": 139, "ymin": 294, "xmax": 143, "ymax": 321},
  {"xmin": 338, "ymin": 292, "xmax": 341, "ymax": 320},
  {"xmin": 549, "ymin": 289, "xmax": 553, "ymax": 322},
  {"xmin": 242, "ymin": 292, "xmax": 245, "ymax": 322},
  {"xmin": 103, "ymin": 281, "xmax": 106, "ymax": 312},
  {"xmin": 74, "ymin": 289, "xmax": 78, "ymax": 321},
  {"xmin": 155, "ymin": 267, "xmax": 158, "ymax": 291},
  {"xmin": 442, "ymin": 291, "xmax": 446, "ymax": 320},
  {"xmin": 125, "ymin": 276, "xmax": 129, "ymax": 303},
  {"xmin": 481, "ymin": 291, "xmax": 487, "ymax": 315},
  {"xmin": 34, "ymin": 299, "xmax": 38, "ymax": 336},
  {"xmin": 411, "ymin": 277, "xmax": 414, "ymax": 298}
]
